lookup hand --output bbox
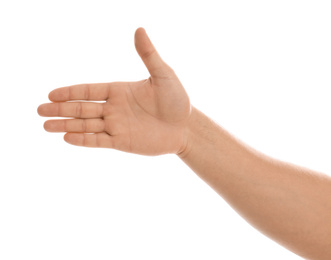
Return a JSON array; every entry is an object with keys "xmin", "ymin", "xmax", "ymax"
[{"xmin": 38, "ymin": 28, "xmax": 191, "ymax": 156}]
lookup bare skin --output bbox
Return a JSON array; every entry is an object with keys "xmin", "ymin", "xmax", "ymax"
[
  {"xmin": 38, "ymin": 28, "xmax": 331, "ymax": 259},
  {"xmin": 38, "ymin": 28, "xmax": 190, "ymax": 155}
]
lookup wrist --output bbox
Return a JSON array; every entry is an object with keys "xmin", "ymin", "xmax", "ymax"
[{"xmin": 176, "ymin": 106, "xmax": 218, "ymax": 159}]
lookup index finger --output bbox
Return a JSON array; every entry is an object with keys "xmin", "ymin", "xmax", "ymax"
[{"xmin": 48, "ymin": 83, "xmax": 111, "ymax": 102}]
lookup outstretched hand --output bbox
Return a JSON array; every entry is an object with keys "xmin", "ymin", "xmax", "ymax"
[{"xmin": 38, "ymin": 28, "xmax": 191, "ymax": 156}]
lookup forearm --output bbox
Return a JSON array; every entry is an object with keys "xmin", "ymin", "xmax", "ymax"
[{"xmin": 178, "ymin": 107, "xmax": 331, "ymax": 260}]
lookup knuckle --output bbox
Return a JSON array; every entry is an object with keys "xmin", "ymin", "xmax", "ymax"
[
  {"xmin": 163, "ymin": 63, "xmax": 176, "ymax": 76},
  {"xmin": 96, "ymin": 134, "xmax": 100, "ymax": 147},
  {"xmin": 63, "ymin": 120, "xmax": 68, "ymax": 132},
  {"xmin": 76, "ymin": 103, "xmax": 83, "ymax": 118},
  {"xmin": 68, "ymin": 87, "xmax": 72, "ymax": 100},
  {"xmin": 81, "ymin": 119, "xmax": 87, "ymax": 132},
  {"xmin": 99, "ymin": 103, "xmax": 104, "ymax": 117},
  {"xmin": 82, "ymin": 134, "xmax": 87, "ymax": 146},
  {"xmin": 141, "ymin": 49, "xmax": 156, "ymax": 60},
  {"xmin": 84, "ymin": 84, "xmax": 90, "ymax": 100}
]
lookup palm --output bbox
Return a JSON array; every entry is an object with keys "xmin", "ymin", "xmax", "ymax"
[
  {"xmin": 38, "ymin": 28, "xmax": 191, "ymax": 155},
  {"xmin": 102, "ymin": 76, "xmax": 190, "ymax": 155}
]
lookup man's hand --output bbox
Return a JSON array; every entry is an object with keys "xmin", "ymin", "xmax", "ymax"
[{"xmin": 38, "ymin": 28, "xmax": 191, "ymax": 155}]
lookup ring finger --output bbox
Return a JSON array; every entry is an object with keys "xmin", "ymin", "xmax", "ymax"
[{"xmin": 38, "ymin": 102, "xmax": 104, "ymax": 118}]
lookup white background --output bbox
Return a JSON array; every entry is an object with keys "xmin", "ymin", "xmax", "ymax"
[{"xmin": 0, "ymin": 0, "xmax": 330, "ymax": 259}]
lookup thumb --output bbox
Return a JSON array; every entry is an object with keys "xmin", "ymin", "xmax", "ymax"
[{"xmin": 134, "ymin": 27, "xmax": 173, "ymax": 78}]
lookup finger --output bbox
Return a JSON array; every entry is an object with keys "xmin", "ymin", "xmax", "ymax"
[
  {"xmin": 64, "ymin": 132, "xmax": 114, "ymax": 148},
  {"xmin": 48, "ymin": 83, "xmax": 111, "ymax": 102},
  {"xmin": 44, "ymin": 119, "xmax": 105, "ymax": 133},
  {"xmin": 134, "ymin": 27, "xmax": 173, "ymax": 78},
  {"xmin": 38, "ymin": 102, "xmax": 104, "ymax": 118}
]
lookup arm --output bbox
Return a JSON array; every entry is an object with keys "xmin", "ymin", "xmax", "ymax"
[
  {"xmin": 178, "ymin": 107, "xmax": 331, "ymax": 260},
  {"xmin": 38, "ymin": 27, "xmax": 331, "ymax": 259}
]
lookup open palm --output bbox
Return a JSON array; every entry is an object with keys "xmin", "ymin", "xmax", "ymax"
[{"xmin": 38, "ymin": 28, "xmax": 191, "ymax": 156}]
